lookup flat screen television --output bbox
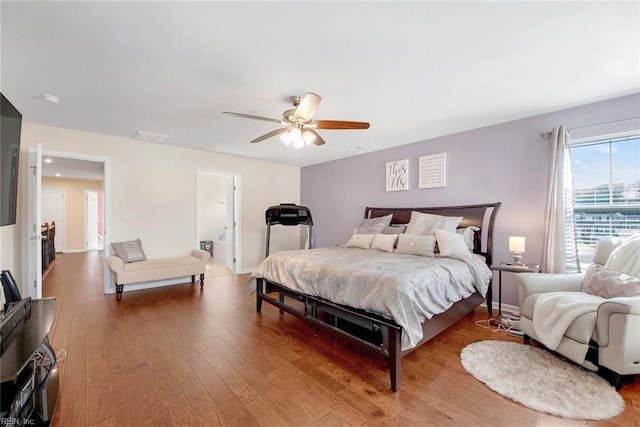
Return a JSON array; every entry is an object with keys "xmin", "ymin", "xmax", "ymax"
[{"xmin": 0, "ymin": 93, "xmax": 22, "ymax": 227}]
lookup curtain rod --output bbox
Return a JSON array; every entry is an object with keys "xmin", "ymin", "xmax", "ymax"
[{"xmin": 539, "ymin": 116, "xmax": 640, "ymax": 138}]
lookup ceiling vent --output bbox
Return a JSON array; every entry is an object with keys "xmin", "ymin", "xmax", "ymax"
[{"xmin": 133, "ymin": 130, "xmax": 171, "ymax": 144}]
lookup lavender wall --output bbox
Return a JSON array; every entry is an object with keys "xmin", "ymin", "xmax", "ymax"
[{"xmin": 301, "ymin": 93, "xmax": 640, "ymax": 308}]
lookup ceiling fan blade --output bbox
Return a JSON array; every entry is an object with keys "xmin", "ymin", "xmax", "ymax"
[
  {"xmin": 223, "ymin": 112, "xmax": 282, "ymax": 124},
  {"xmin": 306, "ymin": 129, "xmax": 326, "ymax": 146},
  {"xmin": 250, "ymin": 127, "xmax": 289, "ymax": 143},
  {"xmin": 313, "ymin": 120, "xmax": 370, "ymax": 130},
  {"xmin": 293, "ymin": 93, "xmax": 321, "ymax": 121}
]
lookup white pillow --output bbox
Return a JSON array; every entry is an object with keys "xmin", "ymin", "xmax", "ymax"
[
  {"xmin": 439, "ymin": 216, "xmax": 464, "ymax": 233},
  {"xmin": 405, "ymin": 211, "xmax": 462, "ymax": 235},
  {"xmin": 356, "ymin": 214, "xmax": 393, "ymax": 234},
  {"xmin": 435, "ymin": 229, "xmax": 471, "ymax": 258},
  {"xmin": 456, "ymin": 226, "xmax": 480, "ymax": 251},
  {"xmin": 395, "ymin": 234, "xmax": 436, "ymax": 257},
  {"xmin": 405, "ymin": 211, "xmax": 443, "ymax": 235},
  {"xmin": 346, "ymin": 234, "xmax": 376, "ymax": 249},
  {"xmin": 371, "ymin": 234, "xmax": 398, "ymax": 253},
  {"xmin": 592, "ymin": 236, "xmax": 625, "ymax": 265},
  {"xmin": 604, "ymin": 234, "xmax": 640, "ymax": 276}
]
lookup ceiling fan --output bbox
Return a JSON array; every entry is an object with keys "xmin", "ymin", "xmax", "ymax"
[{"xmin": 223, "ymin": 93, "xmax": 370, "ymax": 147}]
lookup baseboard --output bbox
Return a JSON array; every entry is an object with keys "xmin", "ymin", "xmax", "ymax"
[
  {"xmin": 480, "ymin": 301, "xmax": 520, "ymax": 317},
  {"xmin": 63, "ymin": 249, "xmax": 86, "ymax": 254}
]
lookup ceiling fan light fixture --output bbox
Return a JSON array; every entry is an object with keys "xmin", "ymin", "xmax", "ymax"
[
  {"xmin": 289, "ymin": 127, "xmax": 302, "ymax": 141},
  {"xmin": 302, "ymin": 130, "xmax": 315, "ymax": 145},
  {"xmin": 280, "ymin": 131, "xmax": 292, "ymax": 146}
]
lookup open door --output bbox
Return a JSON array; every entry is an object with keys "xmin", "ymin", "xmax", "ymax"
[
  {"xmin": 41, "ymin": 187, "xmax": 65, "ymax": 252},
  {"xmin": 85, "ymin": 190, "xmax": 99, "ymax": 250},
  {"xmin": 225, "ymin": 176, "xmax": 236, "ymax": 272},
  {"xmin": 26, "ymin": 144, "xmax": 42, "ymax": 299}
]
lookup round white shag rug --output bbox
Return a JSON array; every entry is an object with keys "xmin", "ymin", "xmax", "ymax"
[{"xmin": 460, "ymin": 340, "xmax": 625, "ymax": 420}]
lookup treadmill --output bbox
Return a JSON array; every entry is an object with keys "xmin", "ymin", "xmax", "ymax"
[{"xmin": 264, "ymin": 203, "xmax": 313, "ymax": 257}]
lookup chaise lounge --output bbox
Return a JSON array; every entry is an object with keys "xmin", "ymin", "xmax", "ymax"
[{"xmin": 106, "ymin": 239, "xmax": 210, "ymax": 300}]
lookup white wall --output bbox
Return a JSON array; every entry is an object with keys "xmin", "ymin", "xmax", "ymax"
[
  {"xmin": 0, "ymin": 224, "xmax": 21, "ymax": 279},
  {"xmin": 12, "ymin": 123, "xmax": 300, "ymax": 294}
]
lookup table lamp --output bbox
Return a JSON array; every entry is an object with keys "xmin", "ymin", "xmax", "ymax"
[{"xmin": 509, "ymin": 236, "xmax": 525, "ymax": 265}]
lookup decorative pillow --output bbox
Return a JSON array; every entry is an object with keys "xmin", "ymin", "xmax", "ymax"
[
  {"xmin": 405, "ymin": 211, "xmax": 463, "ymax": 235},
  {"xmin": 592, "ymin": 236, "xmax": 625, "ymax": 265},
  {"xmin": 345, "ymin": 234, "xmax": 376, "ymax": 249},
  {"xmin": 111, "ymin": 239, "xmax": 147, "ymax": 263},
  {"xmin": 395, "ymin": 234, "xmax": 436, "ymax": 257},
  {"xmin": 604, "ymin": 234, "xmax": 640, "ymax": 276},
  {"xmin": 435, "ymin": 229, "xmax": 471, "ymax": 258},
  {"xmin": 405, "ymin": 211, "xmax": 443, "ymax": 235},
  {"xmin": 438, "ymin": 216, "xmax": 464, "ymax": 233},
  {"xmin": 371, "ymin": 234, "xmax": 398, "ymax": 253},
  {"xmin": 382, "ymin": 225, "xmax": 407, "ymax": 235},
  {"xmin": 582, "ymin": 264, "xmax": 640, "ymax": 298},
  {"xmin": 456, "ymin": 226, "xmax": 480, "ymax": 251},
  {"xmin": 356, "ymin": 214, "xmax": 393, "ymax": 234}
]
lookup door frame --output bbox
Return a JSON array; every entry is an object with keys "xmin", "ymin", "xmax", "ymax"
[
  {"xmin": 196, "ymin": 168, "xmax": 241, "ymax": 273},
  {"xmin": 27, "ymin": 148, "xmax": 111, "ymax": 297}
]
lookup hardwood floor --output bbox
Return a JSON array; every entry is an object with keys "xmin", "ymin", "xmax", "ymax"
[{"xmin": 43, "ymin": 251, "xmax": 639, "ymax": 426}]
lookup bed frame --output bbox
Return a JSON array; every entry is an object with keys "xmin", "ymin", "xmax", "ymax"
[{"xmin": 255, "ymin": 202, "xmax": 501, "ymax": 392}]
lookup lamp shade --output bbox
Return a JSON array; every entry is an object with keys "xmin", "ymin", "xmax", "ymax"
[{"xmin": 509, "ymin": 236, "xmax": 525, "ymax": 253}]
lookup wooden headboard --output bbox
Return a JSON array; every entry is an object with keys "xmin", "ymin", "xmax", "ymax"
[{"xmin": 364, "ymin": 202, "xmax": 502, "ymax": 265}]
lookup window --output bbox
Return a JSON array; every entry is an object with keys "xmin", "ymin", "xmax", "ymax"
[{"xmin": 570, "ymin": 134, "xmax": 640, "ymax": 268}]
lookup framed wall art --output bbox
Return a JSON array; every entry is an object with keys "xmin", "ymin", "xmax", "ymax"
[
  {"xmin": 419, "ymin": 152, "xmax": 447, "ymax": 189},
  {"xmin": 385, "ymin": 159, "xmax": 409, "ymax": 192}
]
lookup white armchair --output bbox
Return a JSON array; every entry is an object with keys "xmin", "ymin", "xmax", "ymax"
[{"xmin": 516, "ymin": 236, "xmax": 640, "ymax": 390}]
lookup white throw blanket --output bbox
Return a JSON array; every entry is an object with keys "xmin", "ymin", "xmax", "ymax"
[{"xmin": 532, "ymin": 291, "xmax": 605, "ymax": 351}]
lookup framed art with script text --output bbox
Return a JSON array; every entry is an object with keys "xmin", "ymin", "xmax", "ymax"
[{"xmin": 386, "ymin": 159, "xmax": 409, "ymax": 192}]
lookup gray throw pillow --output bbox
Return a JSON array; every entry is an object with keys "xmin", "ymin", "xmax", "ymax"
[
  {"xmin": 382, "ymin": 225, "xmax": 407, "ymax": 235},
  {"xmin": 111, "ymin": 239, "xmax": 147, "ymax": 263},
  {"xmin": 357, "ymin": 214, "xmax": 393, "ymax": 234}
]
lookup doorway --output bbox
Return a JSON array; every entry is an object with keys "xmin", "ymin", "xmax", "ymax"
[
  {"xmin": 196, "ymin": 169, "xmax": 240, "ymax": 274},
  {"xmin": 27, "ymin": 146, "xmax": 110, "ymax": 299}
]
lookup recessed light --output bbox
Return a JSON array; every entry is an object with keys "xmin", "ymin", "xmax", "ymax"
[
  {"xmin": 347, "ymin": 146, "xmax": 365, "ymax": 152},
  {"xmin": 43, "ymin": 94, "xmax": 61, "ymax": 104},
  {"xmin": 44, "ymin": 158, "xmax": 53, "ymax": 163}
]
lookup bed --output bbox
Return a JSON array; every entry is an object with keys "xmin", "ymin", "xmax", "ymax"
[{"xmin": 249, "ymin": 202, "xmax": 501, "ymax": 392}]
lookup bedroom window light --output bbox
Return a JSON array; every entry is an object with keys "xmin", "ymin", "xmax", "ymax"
[{"xmin": 569, "ymin": 132, "xmax": 640, "ymax": 269}]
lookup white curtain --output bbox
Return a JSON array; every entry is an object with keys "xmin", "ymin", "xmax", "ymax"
[{"xmin": 542, "ymin": 126, "xmax": 580, "ymax": 273}]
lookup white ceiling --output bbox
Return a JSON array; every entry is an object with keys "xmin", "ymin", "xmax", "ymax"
[{"xmin": 2, "ymin": 1, "xmax": 638, "ymax": 168}]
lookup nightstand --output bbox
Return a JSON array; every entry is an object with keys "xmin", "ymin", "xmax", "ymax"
[{"xmin": 489, "ymin": 263, "xmax": 540, "ymax": 317}]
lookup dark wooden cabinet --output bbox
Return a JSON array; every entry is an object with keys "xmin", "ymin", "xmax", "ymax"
[{"xmin": 1, "ymin": 298, "xmax": 59, "ymax": 426}]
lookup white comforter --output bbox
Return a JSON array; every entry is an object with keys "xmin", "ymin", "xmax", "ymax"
[{"xmin": 248, "ymin": 247, "xmax": 492, "ymax": 350}]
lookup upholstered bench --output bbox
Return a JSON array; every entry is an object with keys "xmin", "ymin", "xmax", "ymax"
[{"xmin": 106, "ymin": 240, "xmax": 210, "ymax": 300}]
